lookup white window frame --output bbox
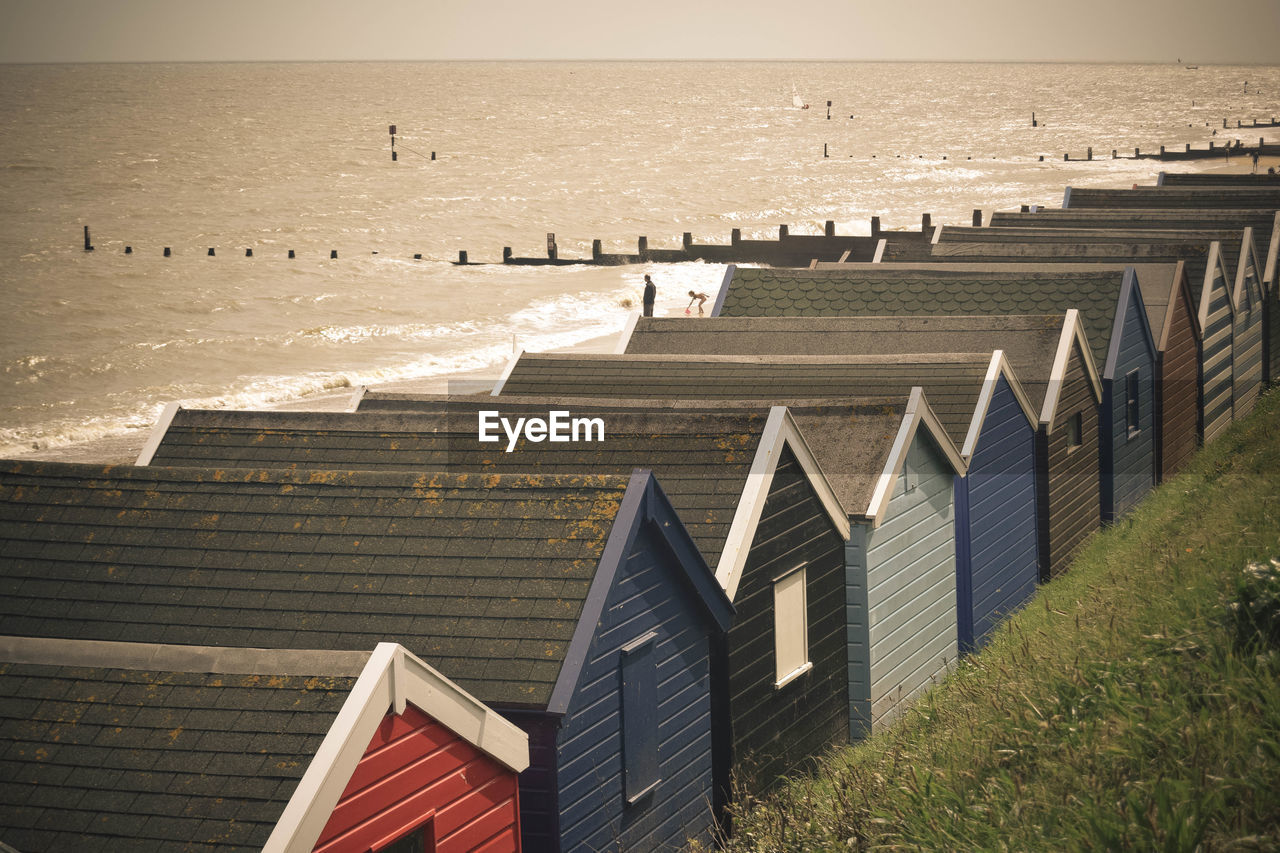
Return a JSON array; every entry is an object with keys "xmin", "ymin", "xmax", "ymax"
[{"xmin": 773, "ymin": 563, "xmax": 812, "ymax": 689}]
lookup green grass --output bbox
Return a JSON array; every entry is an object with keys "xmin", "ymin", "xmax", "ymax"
[{"xmin": 711, "ymin": 387, "xmax": 1280, "ymax": 852}]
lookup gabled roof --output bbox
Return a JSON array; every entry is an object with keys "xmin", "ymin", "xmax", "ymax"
[
  {"xmin": 497, "ymin": 350, "xmax": 998, "ymax": 449},
  {"xmin": 1062, "ymin": 186, "xmax": 1280, "ymax": 210},
  {"xmin": 362, "ymin": 390, "xmax": 962, "ymax": 528},
  {"xmin": 1157, "ymin": 172, "xmax": 1280, "ymax": 187},
  {"xmin": 0, "ymin": 638, "xmax": 527, "ymax": 852},
  {"xmin": 623, "ymin": 313, "xmax": 1088, "ymax": 417},
  {"xmin": 350, "ymin": 392, "xmax": 944, "ymax": 527},
  {"xmin": 717, "ymin": 263, "xmax": 1129, "ymax": 372},
  {"xmin": 135, "ymin": 401, "xmax": 849, "ymax": 600},
  {"xmin": 986, "ymin": 208, "xmax": 1280, "ymax": 287},
  {"xmin": 933, "ymin": 225, "xmax": 1260, "ymax": 313},
  {"xmin": 0, "ymin": 461, "xmax": 726, "ymax": 711}
]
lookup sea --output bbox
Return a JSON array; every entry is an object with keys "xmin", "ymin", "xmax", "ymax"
[{"xmin": 2, "ymin": 60, "xmax": 1277, "ymax": 459}]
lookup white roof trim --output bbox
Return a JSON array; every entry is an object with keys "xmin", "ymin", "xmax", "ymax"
[
  {"xmin": 714, "ymin": 406, "xmax": 849, "ymax": 600},
  {"xmin": 962, "ymin": 351, "xmax": 1037, "ymax": 459},
  {"xmin": 489, "ymin": 347, "xmax": 525, "ymax": 396},
  {"xmin": 871, "ymin": 238, "xmax": 886, "ymax": 263},
  {"xmin": 346, "ymin": 386, "xmax": 368, "ymax": 413},
  {"xmin": 615, "ymin": 309, "xmax": 641, "ymax": 354},
  {"xmin": 1197, "ymin": 242, "xmax": 1236, "ymax": 328},
  {"xmin": 1041, "ymin": 310, "xmax": 1103, "ymax": 431},
  {"xmin": 134, "ymin": 401, "xmax": 180, "ymax": 466},
  {"xmin": 774, "ymin": 408, "xmax": 850, "ymax": 543},
  {"xmin": 865, "ymin": 387, "xmax": 966, "ymax": 527},
  {"xmin": 715, "ymin": 408, "xmax": 783, "ymax": 600},
  {"xmin": 266, "ymin": 642, "xmax": 529, "ymax": 853},
  {"xmin": 1264, "ymin": 212, "xmax": 1279, "ymax": 287},
  {"xmin": 930, "ymin": 225, "xmax": 943, "ymax": 245}
]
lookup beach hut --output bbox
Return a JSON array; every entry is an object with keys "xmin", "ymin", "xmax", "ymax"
[
  {"xmin": 998, "ymin": 209, "xmax": 1280, "ymax": 388},
  {"xmin": 931, "ymin": 225, "xmax": 1266, "ymax": 421},
  {"xmin": 138, "ymin": 401, "xmax": 852, "ymax": 797},
  {"xmin": 0, "ymin": 461, "xmax": 733, "ymax": 853},
  {"xmin": 618, "ymin": 321, "xmax": 1041, "ymax": 654},
  {"xmin": 1061, "ymin": 185, "xmax": 1280, "ymax": 210},
  {"xmin": 714, "ymin": 264, "xmax": 1151, "ymax": 526},
  {"xmin": 0, "ymin": 638, "xmax": 528, "ymax": 852},
  {"xmin": 868, "ymin": 245, "xmax": 1230, "ymax": 446},
  {"xmin": 478, "ymin": 365, "xmax": 965, "ymax": 736},
  {"xmin": 1156, "ymin": 172, "xmax": 1280, "ymax": 186},
  {"xmin": 987, "ymin": 208, "xmax": 1280, "ymax": 387},
  {"xmin": 622, "ymin": 313, "xmax": 1102, "ymax": 578}
]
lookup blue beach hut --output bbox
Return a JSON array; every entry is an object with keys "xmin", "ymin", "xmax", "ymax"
[{"xmin": 620, "ymin": 317, "xmax": 1042, "ymax": 654}]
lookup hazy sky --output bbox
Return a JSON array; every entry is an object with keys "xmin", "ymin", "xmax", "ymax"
[{"xmin": 2, "ymin": 0, "xmax": 1277, "ymax": 64}]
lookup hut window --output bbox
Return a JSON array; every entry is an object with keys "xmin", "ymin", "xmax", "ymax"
[
  {"xmin": 773, "ymin": 564, "xmax": 812, "ymax": 688},
  {"xmin": 1125, "ymin": 370, "xmax": 1141, "ymax": 437},
  {"xmin": 620, "ymin": 632, "xmax": 660, "ymax": 804},
  {"xmin": 1067, "ymin": 411, "xmax": 1083, "ymax": 450}
]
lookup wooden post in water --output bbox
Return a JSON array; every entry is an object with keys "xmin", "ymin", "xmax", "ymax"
[
  {"xmin": 826, "ymin": 101, "xmax": 832, "ymax": 120},
  {"xmin": 1087, "ymin": 147, "xmax": 1092, "ymax": 160},
  {"xmin": 330, "ymin": 249, "xmax": 338, "ymax": 259},
  {"xmin": 592, "ymin": 239, "xmax": 602, "ymax": 260},
  {"xmin": 458, "ymin": 250, "xmax": 468, "ymax": 265},
  {"xmin": 779, "ymin": 224, "xmax": 789, "ymax": 240},
  {"xmin": 546, "ymin": 233, "xmax": 557, "ymax": 261},
  {"xmin": 288, "ymin": 250, "xmax": 295, "ymax": 258},
  {"xmin": 125, "ymin": 246, "xmax": 132, "ymax": 254},
  {"xmin": 871, "ymin": 216, "xmax": 881, "ymax": 237},
  {"xmin": 921, "ymin": 213, "xmax": 931, "ymax": 232},
  {"xmin": 390, "ymin": 124, "xmax": 397, "ymax": 162},
  {"xmin": 208, "ymin": 248, "xmax": 215, "ymax": 256},
  {"xmin": 164, "ymin": 247, "xmax": 171, "ymax": 256},
  {"xmin": 503, "ymin": 247, "xmax": 513, "ymax": 263},
  {"xmin": 83, "ymin": 225, "xmax": 93, "ymax": 251},
  {"xmin": 683, "ymin": 232, "xmax": 693, "ymax": 250},
  {"xmin": 825, "ymin": 220, "xmax": 835, "ymax": 237},
  {"xmin": 638, "ymin": 236, "xmax": 648, "ymax": 254},
  {"xmin": 731, "ymin": 228, "xmax": 741, "ymax": 246}
]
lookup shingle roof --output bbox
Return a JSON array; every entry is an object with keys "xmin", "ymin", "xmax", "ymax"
[
  {"xmin": 143, "ymin": 406, "xmax": 764, "ymax": 568},
  {"xmin": 496, "ymin": 352, "xmax": 988, "ymax": 450},
  {"xmin": 987, "ymin": 208, "xmax": 1280, "ymax": 282},
  {"xmin": 933, "ymin": 230, "xmax": 1249, "ymax": 299},
  {"xmin": 624, "ymin": 315, "xmax": 1063, "ymax": 411},
  {"xmin": 0, "ymin": 644, "xmax": 359, "ymax": 852},
  {"xmin": 719, "ymin": 265, "xmax": 1124, "ymax": 370},
  {"xmin": 0, "ymin": 461, "xmax": 631, "ymax": 709},
  {"xmin": 1062, "ymin": 186, "xmax": 1280, "ymax": 210},
  {"xmin": 352, "ymin": 393, "xmax": 926, "ymax": 523}
]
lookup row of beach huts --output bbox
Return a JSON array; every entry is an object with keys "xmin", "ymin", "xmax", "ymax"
[{"xmin": 2, "ymin": 171, "xmax": 1280, "ymax": 852}]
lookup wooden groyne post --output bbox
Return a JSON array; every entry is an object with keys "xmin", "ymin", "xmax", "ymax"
[{"xmin": 83, "ymin": 225, "xmax": 93, "ymax": 251}]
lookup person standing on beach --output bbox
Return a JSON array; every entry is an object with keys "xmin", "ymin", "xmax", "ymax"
[{"xmin": 642, "ymin": 274, "xmax": 656, "ymax": 317}]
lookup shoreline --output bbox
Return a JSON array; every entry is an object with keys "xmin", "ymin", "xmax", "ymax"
[
  {"xmin": 13, "ymin": 155, "xmax": 1278, "ymax": 468},
  {"xmin": 11, "ymin": 329, "xmax": 625, "ymax": 466}
]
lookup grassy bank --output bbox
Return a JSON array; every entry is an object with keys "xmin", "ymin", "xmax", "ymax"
[{"xmin": 716, "ymin": 388, "xmax": 1280, "ymax": 852}]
